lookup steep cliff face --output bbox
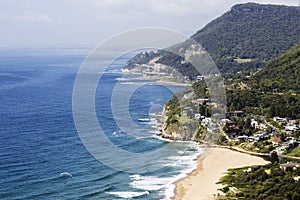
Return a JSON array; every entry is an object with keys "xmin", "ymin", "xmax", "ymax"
[{"xmin": 161, "ymin": 122, "xmax": 199, "ymax": 141}]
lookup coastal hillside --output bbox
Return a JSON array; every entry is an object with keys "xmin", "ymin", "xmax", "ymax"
[
  {"xmin": 250, "ymin": 41, "xmax": 300, "ymax": 93},
  {"xmin": 124, "ymin": 3, "xmax": 300, "ymax": 77},
  {"xmin": 161, "ymin": 41, "xmax": 300, "ymax": 142},
  {"xmin": 227, "ymin": 41, "xmax": 300, "ymax": 118},
  {"xmin": 192, "ymin": 3, "xmax": 300, "ymax": 73}
]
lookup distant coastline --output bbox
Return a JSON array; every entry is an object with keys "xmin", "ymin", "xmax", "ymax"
[{"xmin": 119, "ymin": 67, "xmax": 192, "ymax": 87}]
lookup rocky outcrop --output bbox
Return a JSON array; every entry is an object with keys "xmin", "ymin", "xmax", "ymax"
[
  {"xmin": 161, "ymin": 122, "xmax": 198, "ymax": 141},
  {"xmin": 160, "ymin": 109, "xmax": 199, "ymax": 141}
]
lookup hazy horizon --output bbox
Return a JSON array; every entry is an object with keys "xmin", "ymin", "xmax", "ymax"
[{"xmin": 1, "ymin": 0, "xmax": 298, "ymax": 49}]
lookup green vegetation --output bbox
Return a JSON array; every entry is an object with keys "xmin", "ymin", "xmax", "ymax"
[
  {"xmin": 227, "ymin": 42, "xmax": 300, "ymax": 119},
  {"xmin": 163, "ymin": 82, "xmax": 209, "ymax": 140},
  {"xmin": 251, "ymin": 42, "xmax": 300, "ymax": 93},
  {"xmin": 288, "ymin": 146, "xmax": 300, "ymax": 157},
  {"xmin": 227, "ymin": 90, "xmax": 300, "ymax": 119},
  {"xmin": 125, "ymin": 3, "xmax": 300, "ymax": 76},
  {"xmin": 123, "ymin": 4, "xmax": 300, "ymax": 198},
  {"xmin": 191, "ymin": 80, "xmax": 210, "ymax": 98},
  {"xmin": 125, "ymin": 51, "xmax": 160, "ymax": 69},
  {"xmin": 164, "ymin": 40, "xmax": 300, "ymax": 139},
  {"xmin": 218, "ymin": 163, "xmax": 300, "ymax": 200},
  {"xmin": 192, "ymin": 3, "xmax": 300, "ymax": 73},
  {"xmin": 162, "ymin": 41, "xmax": 300, "ymax": 142},
  {"xmin": 126, "ymin": 4, "xmax": 300, "ymax": 198}
]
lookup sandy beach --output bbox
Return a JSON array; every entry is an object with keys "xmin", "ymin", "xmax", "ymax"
[{"xmin": 174, "ymin": 147, "xmax": 269, "ymax": 200}]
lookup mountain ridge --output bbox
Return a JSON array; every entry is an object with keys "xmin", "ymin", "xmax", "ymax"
[
  {"xmin": 124, "ymin": 3, "xmax": 300, "ymax": 77},
  {"xmin": 192, "ymin": 2, "xmax": 300, "ymax": 73}
]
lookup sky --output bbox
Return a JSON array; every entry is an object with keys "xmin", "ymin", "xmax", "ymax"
[{"xmin": 0, "ymin": 0, "xmax": 298, "ymax": 48}]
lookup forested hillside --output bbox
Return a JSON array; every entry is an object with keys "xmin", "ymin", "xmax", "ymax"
[
  {"xmin": 226, "ymin": 41, "xmax": 300, "ymax": 118},
  {"xmin": 124, "ymin": 3, "xmax": 300, "ymax": 77},
  {"xmin": 251, "ymin": 42, "xmax": 300, "ymax": 93},
  {"xmin": 192, "ymin": 3, "xmax": 300, "ymax": 73}
]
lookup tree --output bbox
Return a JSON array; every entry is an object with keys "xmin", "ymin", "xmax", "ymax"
[{"xmin": 270, "ymin": 151, "xmax": 279, "ymax": 164}]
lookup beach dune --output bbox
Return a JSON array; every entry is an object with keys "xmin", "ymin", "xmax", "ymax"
[{"xmin": 174, "ymin": 147, "xmax": 269, "ymax": 200}]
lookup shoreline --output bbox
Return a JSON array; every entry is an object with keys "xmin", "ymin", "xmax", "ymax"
[
  {"xmin": 172, "ymin": 148, "xmax": 210, "ymax": 200},
  {"xmin": 173, "ymin": 147, "xmax": 270, "ymax": 200},
  {"xmin": 118, "ymin": 71, "xmax": 191, "ymax": 87}
]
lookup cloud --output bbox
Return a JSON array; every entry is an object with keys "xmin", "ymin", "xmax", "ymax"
[
  {"xmin": 253, "ymin": 0, "xmax": 299, "ymax": 5},
  {"xmin": 0, "ymin": 0, "xmax": 298, "ymax": 47},
  {"xmin": 92, "ymin": 0, "xmax": 229, "ymax": 16},
  {"xmin": 0, "ymin": 11, "xmax": 58, "ymax": 23},
  {"xmin": 92, "ymin": 0, "xmax": 299, "ymax": 18},
  {"xmin": 60, "ymin": 0, "xmax": 300, "ymax": 21}
]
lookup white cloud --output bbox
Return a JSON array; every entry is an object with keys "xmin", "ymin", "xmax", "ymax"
[
  {"xmin": 92, "ymin": 0, "xmax": 227, "ymax": 16},
  {"xmin": 0, "ymin": 11, "xmax": 58, "ymax": 23},
  {"xmin": 0, "ymin": 0, "xmax": 298, "ymax": 47},
  {"xmin": 252, "ymin": 0, "xmax": 299, "ymax": 5}
]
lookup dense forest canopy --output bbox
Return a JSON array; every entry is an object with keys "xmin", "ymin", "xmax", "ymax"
[
  {"xmin": 124, "ymin": 3, "xmax": 300, "ymax": 77},
  {"xmin": 251, "ymin": 42, "xmax": 300, "ymax": 93},
  {"xmin": 227, "ymin": 41, "xmax": 300, "ymax": 119},
  {"xmin": 192, "ymin": 3, "xmax": 300, "ymax": 73}
]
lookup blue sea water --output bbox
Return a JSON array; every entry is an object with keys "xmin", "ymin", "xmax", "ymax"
[{"xmin": 0, "ymin": 49, "xmax": 202, "ymax": 200}]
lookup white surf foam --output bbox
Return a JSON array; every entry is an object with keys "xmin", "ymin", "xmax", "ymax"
[
  {"xmin": 106, "ymin": 191, "xmax": 149, "ymax": 198},
  {"xmin": 128, "ymin": 145, "xmax": 204, "ymax": 200},
  {"xmin": 122, "ymin": 106, "xmax": 205, "ymax": 199},
  {"xmin": 130, "ymin": 174, "xmax": 172, "ymax": 191},
  {"xmin": 138, "ymin": 118, "xmax": 151, "ymax": 122}
]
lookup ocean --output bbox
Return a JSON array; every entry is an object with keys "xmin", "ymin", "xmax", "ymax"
[{"xmin": 0, "ymin": 49, "xmax": 202, "ymax": 199}]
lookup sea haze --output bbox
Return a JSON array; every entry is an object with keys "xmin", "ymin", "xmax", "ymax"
[{"xmin": 0, "ymin": 49, "xmax": 202, "ymax": 199}]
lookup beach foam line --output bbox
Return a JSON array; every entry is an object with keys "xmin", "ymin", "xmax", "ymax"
[
  {"xmin": 106, "ymin": 191, "xmax": 149, "ymax": 198},
  {"xmin": 129, "ymin": 174, "xmax": 178, "ymax": 199},
  {"xmin": 129, "ymin": 146, "xmax": 204, "ymax": 200},
  {"xmin": 130, "ymin": 174, "xmax": 172, "ymax": 191},
  {"xmin": 138, "ymin": 118, "xmax": 151, "ymax": 122},
  {"xmin": 163, "ymin": 156, "xmax": 203, "ymax": 199}
]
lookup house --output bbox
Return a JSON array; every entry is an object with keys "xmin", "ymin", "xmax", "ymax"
[
  {"xmin": 201, "ymin": 117, "xmax": 212, "ymax": 127},
  {"xmin": 273, "ymin": 117, "xmax": 288, "ymax": 124},
  {"xmin": 221, "ymin": 119, "xmax": 235, "ymax": 126},
  {"xmin": 194, "ymin": 113, "xmax": 201, "ymax": 120},
  {"xmin": 234, "ymin": 111, "xmax": 244, "ymax": 117},
  {"xmin": 285, "ymin": 124, "xmax": 299, "ymax": 132},
  {"xmin": 237, "ymin": 135, "xmax": 248, "ymax": 142},
  {"xmin": 226, "ymin": 111, "xmax": 244, "ymax": 117},
  {"xmin": 196, "ymin": 75, "xmax": 204, "ymax": 81},
  {"xmin": 253, "ymin": 131, "xmax": 269, "ymax": 141},
  {"xmin": 248, "ymin": 136, "xmax": 260, "ymax": 142},
  {"xmin": 259, "ymin": 123, "xmax": 268, "ymax": 131},
  {"xmin": 227, "ymin": 126, "xmax": 241, "ymax": 137},
  {"xmin": 272, "ymin": 139, "xmax": 283, "ymax": 145},
  {"xmin": 197, "ymin": 98, "xmax": 210, "ymax": 105},
  {"xmin": 250, "ymin": 119, "xmax": 268, "ymax": 131},
  {"xmin": 251, "ymin": 119, "xmax": 259, "ymax": 129}
]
